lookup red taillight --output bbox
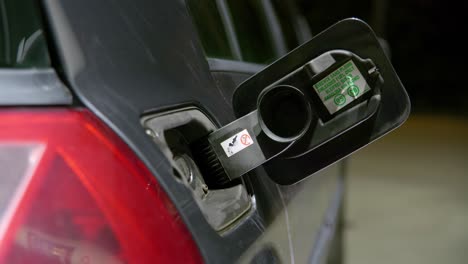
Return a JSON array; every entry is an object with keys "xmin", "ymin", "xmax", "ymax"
[{"xmin": 0, "ymin": 109, "xmax": 202, "ymax": 264}]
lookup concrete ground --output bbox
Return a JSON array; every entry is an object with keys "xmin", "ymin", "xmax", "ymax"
[{"xmin": 345, "ymin": 115, "xmax": 468, "ymax": 264}]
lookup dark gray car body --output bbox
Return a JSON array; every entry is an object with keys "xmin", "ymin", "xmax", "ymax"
[{"xmin": 1, "ymin": 1, "xmax": 345, "ymax": 263}]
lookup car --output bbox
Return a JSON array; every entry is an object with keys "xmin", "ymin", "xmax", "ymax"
[{"xmin": 0, "ymin": 1, "xmax": 408, "ymax": 263}]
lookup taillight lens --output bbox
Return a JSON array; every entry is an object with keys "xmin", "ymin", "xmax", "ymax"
[{"xmin": 0, "ymin": 109, "xmax": 202, "ymax": 264}]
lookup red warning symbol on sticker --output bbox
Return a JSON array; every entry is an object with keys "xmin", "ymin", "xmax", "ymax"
[
  {"xmin": 240, "ymin": 133, "xmax": 252, "ymax": 146},
  {"xmin": 220, "ymin": 129, "xmax": 254, "ymax": 157}
]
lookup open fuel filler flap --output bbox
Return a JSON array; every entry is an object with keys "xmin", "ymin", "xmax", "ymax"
[{"xmin": 192, "ymin": 18, "xmax": 410, "ymax": 185}]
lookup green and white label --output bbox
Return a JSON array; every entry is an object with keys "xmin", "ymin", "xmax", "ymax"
[{"xmin": 313, "ymin": 60, "xmax": 370, "ymax": 114}]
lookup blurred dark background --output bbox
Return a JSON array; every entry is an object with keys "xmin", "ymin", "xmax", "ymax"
[
  {"xmin": 294, "ymin": 1, "xmax": 468, "ymax": 263},
  {"xmin": 298, "ymin": 0, "xmax": 467, "ymax": 115}
]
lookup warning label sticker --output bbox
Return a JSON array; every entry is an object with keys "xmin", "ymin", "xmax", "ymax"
[
  {"xmin": 313, "ymin": 60, "xmax": 370, "ymax": 114},
  {"xmin": 220, "ymin": 129, "xmax": 254, "ymax": 157}
]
